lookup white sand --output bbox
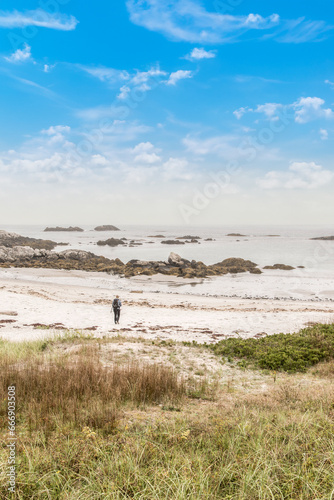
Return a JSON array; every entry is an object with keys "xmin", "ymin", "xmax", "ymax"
[{"xmin": 0, "ymin": 267, "xmax": 333, "ymax": 343}]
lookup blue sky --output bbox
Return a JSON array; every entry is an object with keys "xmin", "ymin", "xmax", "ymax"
[{"xmin": 0, "ymin": 0, "xmax": 333, "ymax": 225}]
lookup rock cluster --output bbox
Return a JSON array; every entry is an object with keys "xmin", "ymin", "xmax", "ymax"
[
  {"xmin": 44, "ymin": 226, "xmax": 84, "ymax": 232},
  {"xmin": 0, "ymin": 230, "xmax": 58, "ymax": 250},
  {"xmin": 0, "ymin": 246, "xmax": 263, "ymax": 278}
]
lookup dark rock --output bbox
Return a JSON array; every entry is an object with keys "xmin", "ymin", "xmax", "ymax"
[
  {"xmin": 263, "ymin": 264, "xmax": 295, "ymax": 271},
  {"xmin": 44, "ymin": 226, "xmax": 84, "ymax": 232},
  {"xmin": 97, "ymin": 238, "xmax": 126, "ymax": 247},
  {"xmin": 176, "ymin": 235, "xmax": 201, "ymax": 240},
  {"xmin": 0, "ymin": 230, "xmax": 57, "ymax": 250},
  {"xmin": 226, "ymin": 233, "xmax": 247, "ymax": 237},
  {"xmin": 94, "ymin": 225, "xmax": 120, "ymax": 231},
  {"xmin": 310, "ymin": 236, "xmax": 334, "ymax": 241},
  {"xmin": 148, "ymin": 235, "xmax": 165, "ymax": 238},
  {"xmin": 161, "ymin": 240, "xmax": 185, "ymax": 245}
]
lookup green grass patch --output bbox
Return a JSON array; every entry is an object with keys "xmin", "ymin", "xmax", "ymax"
[{"xmin": 208, "ymin": 323, "xmax": 334, "ymax": 372}]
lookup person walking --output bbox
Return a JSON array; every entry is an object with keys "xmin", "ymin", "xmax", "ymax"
[{"xmin": 112, "ymin": 295, "xmax": 122, "ymax": 324}]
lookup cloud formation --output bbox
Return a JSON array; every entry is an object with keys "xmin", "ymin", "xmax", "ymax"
[
  {"xmin": 126, "ymin": 0, "xmax": 330, "ymax": 44},
  {"xmin": 4, "ymin": 43, "xmax": 32, "ymax": 63},
  {"xmin": 0, "ymin": 9, "xmax": 78, "ymax": 30},
  {"xmin": 258, "ymin": 162, "xmax": 334, "ymax": 190},
  {"xmin": 185, "ymin": 47, "xmax": 216, "ymax": 61},
  {"xmin": 234, "ymin": 97, "xmax": 334, "ymax": 124},
  {"xmin": 166, "ymin": 70, "xmax": 193, "ymax": 86}
]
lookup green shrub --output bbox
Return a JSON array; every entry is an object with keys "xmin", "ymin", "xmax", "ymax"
[{"xmin": 209, "ymin": 323, "xmax": 334, "ymax": 372}]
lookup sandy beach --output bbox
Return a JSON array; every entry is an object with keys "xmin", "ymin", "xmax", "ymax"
[{"xmin": 0, "ymin": 267, "xmax": 333, "ymax": 343}]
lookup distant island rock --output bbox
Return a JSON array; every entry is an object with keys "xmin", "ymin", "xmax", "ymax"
[
  {"xmin": 176, "ymin": 235, "xmax": 201, "ymax": 240},
  {"xmin": 263, "ymin": 264, "xmax": 295, "ymax": 271},
  {"xmin": 94, "ymin": 225, "xmax": 120, "ymax": 231},
  {"xmin": 148, "ymin": 235, "xmax": 165, "ymax": 238},
  {"xmin": 227, "ymin": 233, "xmax": 247, "ymax": 237},
  {"xmin": 97, "ymin": 238, "xmax": 125, "ymax": 247},
  {"xmin": 310, "ymin": 236, "xmax": 334, "ymax": 241},
  {"xmin": 44, "ymin": 226, "xmax": 84, "ymax": 232}
]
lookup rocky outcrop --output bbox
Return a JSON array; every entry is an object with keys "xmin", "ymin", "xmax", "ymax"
[
  {"xmin": 94, "ymin": 225, "xmax": 120, "ymax": 231},
  {"xmin": 310, "ymin": 236, "xmax": 334, "ymax": 241},
  {"xmin": 161, "ymin": 240, "xmax": 185, "ymax": 245},
  {"xmin": 0, "ymin": 230, "xmax": 58, "ymax": 250},
  {"xmin": 0, "ymin": 244, "xmax": 263, "ymax": 278},
  {"xmin": 263, "ymin": 264, "xmax": 295, "ymax": 271},
  {"xmin": 97, "ymin": 238, "xmax": 126, "ymax": 247},
  {"xmin": 148, "ymin": 235, "xmax": 165, "ymax": 238},
  {"xmin": 44, "ymin": 226, "xmax": 84, "ymax": 232}
]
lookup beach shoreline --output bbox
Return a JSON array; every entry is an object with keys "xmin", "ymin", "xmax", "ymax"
[{"xmin": 1, "ymin": 267, "xmax": 333, "ymax": 343}]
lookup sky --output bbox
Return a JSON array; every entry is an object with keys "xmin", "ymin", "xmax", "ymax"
[{"xmin": 0, "ymin": 0, "xmax": 333, "ymax": 226}]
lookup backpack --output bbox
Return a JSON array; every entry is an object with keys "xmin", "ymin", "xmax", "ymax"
[{"xmin": 112, "ymin": 298, "xmax": 120, "ymax": 309}]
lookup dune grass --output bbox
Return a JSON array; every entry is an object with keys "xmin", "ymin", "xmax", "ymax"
[{"xmin": 1, "ymin": 330, "xmax": 334, "ymax": 498}]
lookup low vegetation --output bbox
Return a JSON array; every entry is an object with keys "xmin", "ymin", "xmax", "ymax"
[
  {"xmin": 209, "ymin": 323, "xmax": 334, "ymax": 372},
  {"xmin": 0, "ymin": 326, "xmax": 334, "ymax": 498}
]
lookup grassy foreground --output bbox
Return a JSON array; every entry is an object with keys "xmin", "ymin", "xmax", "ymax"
[{"xmin": 0, "ymin": 328, "xmax": 334, "ymax": 499}]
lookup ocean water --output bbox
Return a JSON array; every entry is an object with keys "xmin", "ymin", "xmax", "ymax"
[{"xmin": 2, "ymin": 223, "xmax": 334, "ymax": 274}]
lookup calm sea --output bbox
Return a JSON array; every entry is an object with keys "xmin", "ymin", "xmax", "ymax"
[{"xmin": 1, "ymin": 224, "xmax": 334, "ymax": 274}]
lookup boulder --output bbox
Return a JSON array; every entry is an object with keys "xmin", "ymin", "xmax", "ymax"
[{"xmin": 58, "ymin": 250, "xmax": 95, "ymax": 261}]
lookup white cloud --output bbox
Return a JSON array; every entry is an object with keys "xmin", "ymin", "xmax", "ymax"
[
  {"xmin": 126, "ymin": 0, "xmax": 280, "ymax": 43},
  {"xmin": 255, "ymin": 103, "xmax": 282, "ymax": 118},
  {"xmin": 166, "ymin": 70, "xmax": 193, "ymax": 86},
  {"xmin": 185, "ymin": 47, "xmax": 216, "ymax": 61},
  {"xmin": 41, "ymin": 125, "xmax": 71, "ymax": 136},
  {"xmin": 293, "ymin": 97, "xmax": 334, "ymax": 124},
  {"xmin": 267, "ymin": 18, "xmax": 332, "ymax": 44},
  {"xmin": 43, "ymin": 64, "xmax": 56, "ymax": 73},
  {"xmin": 320, "ymin": 129, "xmax": 328, "ymax": 140},
  {"xmin": 0, "ymin": 9, "xmax": 78, "ymax": 30},
  {"xmin": 233, "ymin": 107, "xmax": 250, "ymax": 120},
  {"xmin": 132, "ymin": 142, "xmax": 161, "ymax": 164},
  {"xmin": 126, "ymin": 0, "xmax": 329, "ymax": 44},
  {"xmin": 258, "ymin": 162, "xmax": 334, "ymax": 190},
  {"xmin": 325, "ymin": 79, "xmax": 334, "ymax": 89},
  {"xmin": 4, "ymin": 43, "xmax": 32, "ymax": 63},
  {"xmin": 132, "ymin": 67, "xmax": 167, "ymax": 86},
  {"xmin": 79, "ymin": 65, "xmax": 130, "ymax": 84},
  {"xmin": 117, "ymin": 85, "xmax": 131, "ymax": 100},
  {"xmin": 163, "ymin": 157, "xmax": 193, "ymax": 181},
  {"xmin": 234, "ymin": 97, "xmax": 334, "ymax": 124}
]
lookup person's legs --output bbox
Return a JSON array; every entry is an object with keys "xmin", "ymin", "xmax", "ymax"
[
  {"xmin": 116, "ymin": 308, "xmax": 120, "ymax": 324},
  {"xmin": 113, "ymin": 308, "xmax": 117, "ymax": 324}
]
